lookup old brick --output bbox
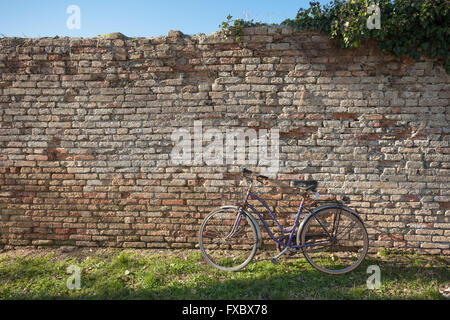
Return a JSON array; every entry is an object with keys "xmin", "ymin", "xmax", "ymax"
[{"xmin": 0, "ymin": 28, "xmax": 447, "ymax": 256}]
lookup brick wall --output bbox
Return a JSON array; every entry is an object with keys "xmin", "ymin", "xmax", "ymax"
[{"xmin": 0, "ymin": 27, "xmax": 449, "ymax": 254}]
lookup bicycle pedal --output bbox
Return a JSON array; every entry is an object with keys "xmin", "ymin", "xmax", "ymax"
[{"xmin": 271, "ymin": 258, "xmax": 279, "ymax": 265}]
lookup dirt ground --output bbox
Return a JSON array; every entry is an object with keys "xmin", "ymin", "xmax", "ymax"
[
  {"xmin": 1, "ymin": 245, "xmax": 449, "ymax": 264},
  {"xmin": 0, "ymin": 246, "xmax": 184, "ymax": 261}
]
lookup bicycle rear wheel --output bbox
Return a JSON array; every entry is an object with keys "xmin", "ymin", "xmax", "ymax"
[
  {"xmin": 199, "ymin": 206, "xmax": 258, "ymax": 271},
  {"xmin": 297, "ymin": 206, "xmax": 368, "ymax": 274}
]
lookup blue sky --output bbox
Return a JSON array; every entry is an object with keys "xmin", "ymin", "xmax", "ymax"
[{"xmin": 0, "ymin": 0, "xmax": 332, "ymax": 38}]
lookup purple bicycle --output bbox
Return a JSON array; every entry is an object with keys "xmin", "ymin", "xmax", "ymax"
[{"xmin": 199, "ymin": 168, "xmax": 369, "ymax": 274}]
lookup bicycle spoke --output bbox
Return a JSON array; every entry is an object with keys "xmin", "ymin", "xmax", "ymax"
[
  {"xmin": 298, "ymin": 207, "xmax": 368, "ymax": 274},
  {"xmin": 199, "ymin": 207, "xmax": 258, "ymax": 271},
  {"xmin": 202, "ymin": 230, "xmax": 222, "ymax": 238},
  {"xmin": 231, "ymin": 226, "xmax": 250, "ymax": 238},
  {"xmin": 334, "ymin": 220, "xmax": 357, "ymax": 240}
]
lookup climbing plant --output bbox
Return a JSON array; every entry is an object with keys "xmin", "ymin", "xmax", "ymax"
[
  {"xmin": 219, "ymin": 14, "xmax": 264, "ymax": 42},
  {"xmin": 221, "ymin": 0, "xmax": 450, "ymax": 73}
]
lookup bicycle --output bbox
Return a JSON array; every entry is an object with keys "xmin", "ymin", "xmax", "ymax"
[{"xmin": 198, "ymin": 168, "xmax": 369, "ymax": 274}]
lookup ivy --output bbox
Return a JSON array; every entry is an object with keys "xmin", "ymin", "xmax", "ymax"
[
  {"xmin": 219, "ymin": 14, "xmax": 265, "ymax": 42},
  {"xmin": 220, "ymin": 0, "xmax": 450, "ymax": 73}
]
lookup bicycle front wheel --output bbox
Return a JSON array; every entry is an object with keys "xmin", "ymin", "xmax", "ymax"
[
  {"xmin": 297, "ymin": 206, "xmax": 369, "ymax": 275},
  {"xmin": 199, "ymin": 206, "xmax": 258, "ymax": 271}
]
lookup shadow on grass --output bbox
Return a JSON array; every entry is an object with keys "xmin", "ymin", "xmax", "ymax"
[
  {"xmin": 1, "ymin": 252, "xmax": 448, "ymax": 300},
  {"xmin": 74, "ymin": 256, "xmax": 450, "ymax": 300}
]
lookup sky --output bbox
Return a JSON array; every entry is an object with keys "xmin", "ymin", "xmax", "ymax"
[{"xmin": 0, "ymin": 0, "xmax": 332, "ymax": 38}]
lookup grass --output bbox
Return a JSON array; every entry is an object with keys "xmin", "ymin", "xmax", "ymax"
[{"xmin": 0, "ymin": 247, "xmax": 448, "ymax": 300}]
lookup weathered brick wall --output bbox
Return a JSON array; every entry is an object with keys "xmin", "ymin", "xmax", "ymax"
[{"xmin": 0, "ymin": 27, "xmax": 449, "ymax": 254}]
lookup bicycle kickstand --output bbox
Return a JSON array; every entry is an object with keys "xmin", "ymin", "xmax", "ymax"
[{"xmin": 271, "ymin": 247, "xmax": 289, "ymax": 265}]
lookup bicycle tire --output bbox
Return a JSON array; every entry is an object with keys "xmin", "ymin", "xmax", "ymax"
[
  {"xmin": 199, "ymin": 206, "xmax": 258, "ymax": 271},
  {"xmin": 297, "ymin": 206, "xmax": 369, "ymax": 275}
]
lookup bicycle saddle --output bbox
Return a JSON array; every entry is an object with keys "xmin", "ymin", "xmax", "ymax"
[{"xmin": 293, "ymin": 180, "xmax": 317, "ymax": 191}]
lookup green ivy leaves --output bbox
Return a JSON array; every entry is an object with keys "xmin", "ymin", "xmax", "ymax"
[
  {"xmin": 219, "ymin": 14, "xmax": 263, "ymax": 42},
  {"xmin": 287, "ymin": 0, "xmax": 449, "ymax": 73},
  {"xmin": 220, "ymin": 1, "xmax": 449, "ymax": 73}
]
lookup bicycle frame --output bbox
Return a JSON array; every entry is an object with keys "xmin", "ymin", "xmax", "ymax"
[{"xmin": 236, "ymin": 178, "xmax": 334, "ymax": 249}]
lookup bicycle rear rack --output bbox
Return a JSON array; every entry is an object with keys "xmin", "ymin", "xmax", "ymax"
[{"xmin": 312, "ymin": 196, "xmax": 350, "ymax": 207}]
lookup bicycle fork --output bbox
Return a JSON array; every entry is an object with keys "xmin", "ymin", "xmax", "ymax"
[
  {"xmin": 225, "ymin": 180, "xmax": 253, "ymax": 240},
  {"xmin": 224, "ymin": 209, "xmax": 244, "ymax": 240}
]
